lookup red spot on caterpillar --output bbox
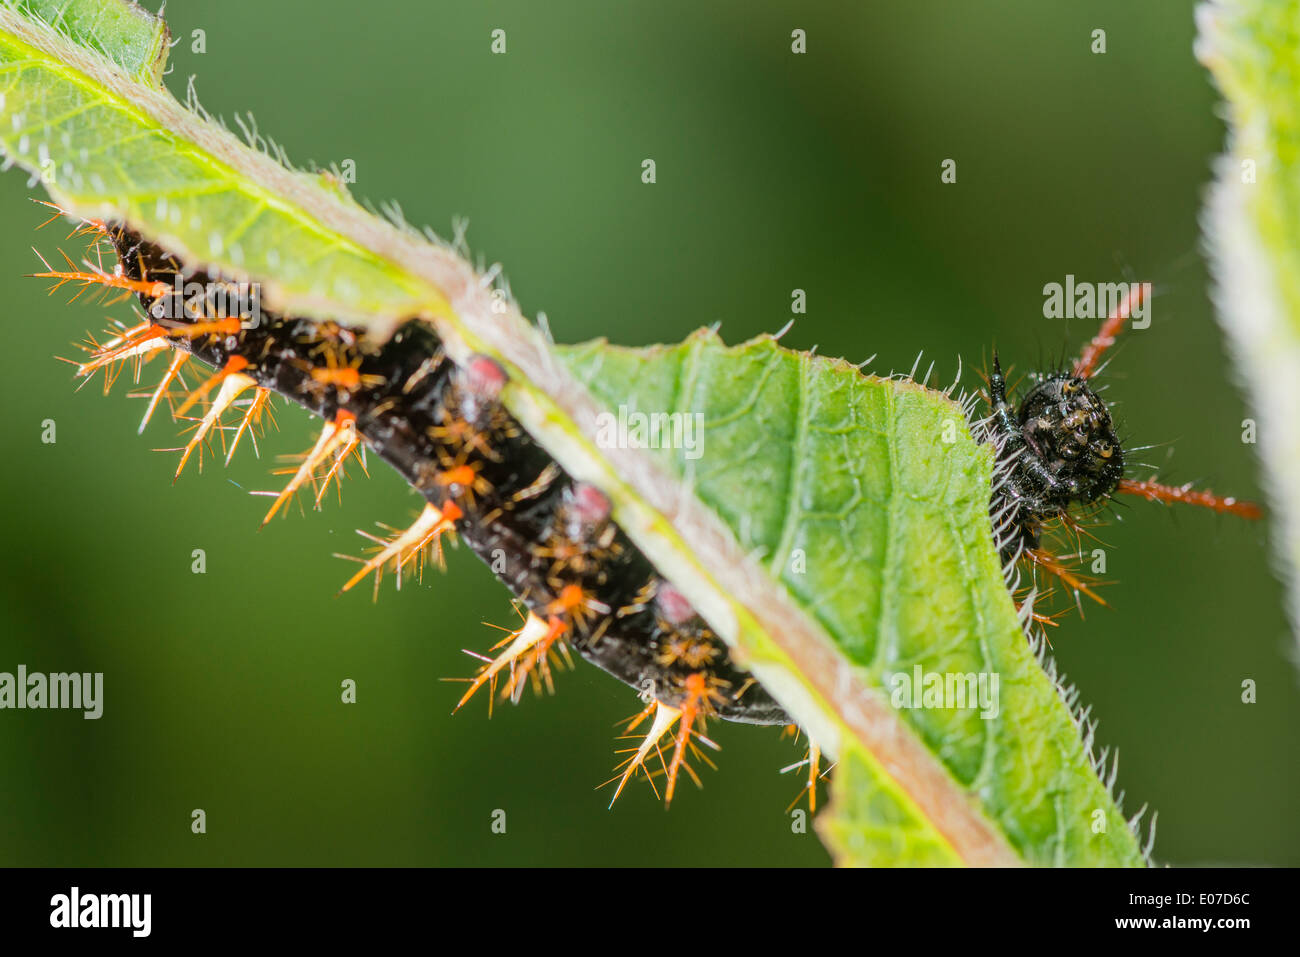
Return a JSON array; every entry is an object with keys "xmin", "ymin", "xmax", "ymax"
[
  {"xmin": 462, "ymin": 355, "xmax": 507, "ymax": 401},
  {"xmin": 567, "ymin": 482, "xmax": 611, "ymax": 528},
  {"xmin": 654, "ymin": 581, "xmax": 696, "ymax": 627}
]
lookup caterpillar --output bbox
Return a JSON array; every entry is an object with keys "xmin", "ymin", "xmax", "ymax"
[
  {"xmin": 980, "ymin": 284, "xmax": 1261, "ymax": 621},
  {"xmin": 39, "ymin": 214, "xmax": 800, "ymax": 809},
  {"xmin": 30, "ymin": 208, "xmax": 1263, "ymax": 821},
  {"xmin": 0, "ymin": 0, "xmax": 1274, "ymax": 869}
]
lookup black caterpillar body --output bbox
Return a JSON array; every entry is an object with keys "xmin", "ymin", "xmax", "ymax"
[
  {"xmin": 987, "ymin": 353, "xmax": 1124, "ymax": 565},
  {"xmin": 108, "ymin": 225, "xmax": 790, "ymax": 726}
]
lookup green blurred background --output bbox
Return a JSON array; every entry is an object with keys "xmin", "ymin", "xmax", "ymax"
[{"xmin": 0, "ymin": 0, "xmax": 1295, "ymax": 866}]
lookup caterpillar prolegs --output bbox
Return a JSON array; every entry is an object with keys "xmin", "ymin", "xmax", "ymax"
[{"xmin": 44, "ymin": 215, "xmax": 813, "ymax": 809}]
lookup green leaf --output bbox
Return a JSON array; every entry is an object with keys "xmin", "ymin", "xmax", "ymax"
[
  {"xmin": 11, "ymin": 0, "xmax": 168, "ymax": 82},
  {"xmin": 0, "ymin": 0, "xmax": 1149, "ymax": 865},
  {"xmin": 559, "ymin": 332, "xmax": 1147, "ymax": 866},
  {"xmin": 1199, "ymin": 0, "xmax": 1300, "ymax": 651},
  {"xmin": 0, "ymin": 0, "xmax": 445, "ymax": 334}
]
